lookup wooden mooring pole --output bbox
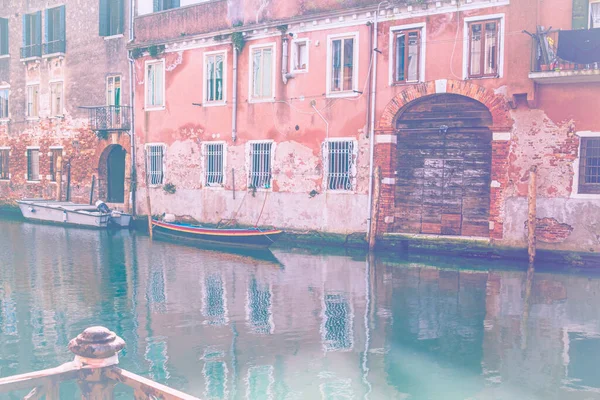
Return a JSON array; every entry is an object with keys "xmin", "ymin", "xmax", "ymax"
[
  {"xmin": 144, "ymin": 154, "xmax": 153, "ymax": 240},
  {"xmin": 527, "ymin": 166, "xmax": 537, "ymax": 264},
  {"xmin": 368, "ymin": 166, "xmax": 381, "ymax": 250}
]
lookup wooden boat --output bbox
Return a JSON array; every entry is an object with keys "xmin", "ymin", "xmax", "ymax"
[
  {"xmin": 17, "ymin": 199, "xmax": 110, "ymax": 228},
  {"xmin": 151, "ymin": 220, "xmax": 283, "ymax": 249}
]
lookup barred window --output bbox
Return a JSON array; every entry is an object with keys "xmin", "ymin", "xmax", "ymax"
[
  {"xmin": 579, "ymin": 138, "xmax": 600, "ymax": 194},
  {"xmin": 146, "ymin": 144, "xmax": 164, "ymax": 186},
  {"xmin": 27, "ymin": 149, "xmax": 40, "ymax": 181},
  {"xmin": 49, "ymin": 148, "xmax": 62, "ymax": 182},
  {"xmin": 325, "ymin": 140, "xmax": 355, "ymax": 191},
  {"xmin": 249, "ymin": 142, "xmax": 272, "ymax": 189},
  {"xmin": 0, "ymin": 149, "xmax": 9, "ymax": 180},
  {"xmin": 204, "ymin": 143, "xmax": 224, "ymax": 187}
]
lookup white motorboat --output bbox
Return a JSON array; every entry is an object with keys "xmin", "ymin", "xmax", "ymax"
[{"xmin": 17, "ymin": 199, "xmax": 110, "ymax": 228}]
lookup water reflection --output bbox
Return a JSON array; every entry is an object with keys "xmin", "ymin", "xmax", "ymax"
[{"xmin": 1, "ymin": 219, "xmax": 600, "ymax": 399}]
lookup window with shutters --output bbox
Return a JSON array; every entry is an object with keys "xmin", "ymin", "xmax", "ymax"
[
  {"xmin": 204, "ymin": 51, "xmax": 226, "ymax": 104},
  {"xmin": 50, "ymin": 81, "xmax": 64, "ymax": 117},
  {"xmin": 248, "ymin": 141, "xmax": 273, "ymax": 190},
  {"xmin": 145, "ymin": 60, "xmax": 165, "ymax": 109},
  {"xmin": 43, "ymin": 6, "xmax": 66, "ymax": 55},
  {"xmin": 145, "ymin": 144, "xmax": 165, "ymax": 186},
  {"xmin": 0, "ymin": 88, "xmax": 8, "ymax": 120},
  {"xmin": 21, "ymin": 12, "xmax": 42, "ymax": 59},
  {"xmin": 26, "ymin": 85, "xmax": 39, "ymax": 119},
  {"xmin": 467, "ymin": 19, "xmax": 500, "ymax": 78},
  {"xmin": 49, "ymin": 148, "xmax": 62, "ymax": 182},
  {"xmin": 99, "ymin": 0, "xmax": 124, "ymax": 37},
  {"xmin": 153, "ymin": 0, "xmax": 180, "ymax": 12},
  {"xmin": 107, "ymin": 75, "xmax": 121, "ymax": 106},
  {"xmin": 591, "ymin": 2, "xmax": 600, "ymax": 29},
  {"xmin": 324, "ymin": 139, "xmax": 356, "ymax": 191},
  {"xmin": 327, "ymin": 33, "xmax": 359, "ymax": 97},
  {"xmin": 27, "ymin": 148, "xmax": 40, "ymax": 182},
  {"xmin": 249, "ymin": 44, "xmax": 275, "ymax": 101},
  {"xmin": 291, "ymin": 39, "xmax": 309, "ymax": 73},
  {"xmin": 0, "ymin": 148, "xmax": 9, "ymax": 180},
  {"xmin": 392, "ymin": 27, "xmax": 423, "ymax": 84},
  {"xmin": 203, "ymin": 142, "xmax": 225, "ymax": 187},
  {"xmin": 0, "ymin": 18, "xmax": 8, "ymax": 56}
]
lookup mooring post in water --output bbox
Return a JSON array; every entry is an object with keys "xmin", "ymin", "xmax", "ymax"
[
  {"xmin": 144, "ymin": 154, "xmax": 153, "ymax": 240},
  {"xmin": 89, "ymin": 175, "xmax": 96, "ymax": 206},
  {"xmin": 528, "ymin": 166, "xmax": 537, "ymax": 264},
  {"xmin": 68, "ymin": 326, "xmax": 125, "ymax": 400},
  {"xmin": 368, "ymin": 166, "xmax": 382, "ymax": 250}
]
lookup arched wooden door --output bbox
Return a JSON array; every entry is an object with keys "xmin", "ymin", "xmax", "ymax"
[{"xmin": 394, "ymin": 94, "xmax": 493, "ymax": 237}]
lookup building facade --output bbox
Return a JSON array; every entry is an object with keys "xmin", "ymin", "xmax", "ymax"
[
  {"xmin": 130, "ymin": 0, "xmax": 600, "ymax": 253},
  {"xmin": 0, "ymin": 0, "xmax": 133, "ymax": 211}
]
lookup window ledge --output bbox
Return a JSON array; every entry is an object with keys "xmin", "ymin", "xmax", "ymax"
[
  {"xmin": 202, "ymin": 101, "xmax": 227, "ymax": 108},
  {"xmin": 26, "ymin": 117, "xmax": 40, "ymax": 121},
  {"xmin": 391, "ymin": 81, "xmax": 423, "ymax": 87},
  {"xmin": 204, "ymin": 185, "xmax": 225, "ymax": 190},
  {"xmin": 42, "ymin": 52, "xmax": 65, "ymax": 59},
  {"xmin": 0, "ymin": 54, "xmax": 9, "ymax": 59},
  {"xmin": 26, "ymin": 180, "xmax": 41, "ymax": 184},
  {"xmin": 570, "ymin": 193, "xmax": 600, "ymax": 199},
  {"xmin": 145, "ymin": 106, "xmax": 166, "ymax": 112},
  {"xmin": 465, "ymin": 75, "xmax": 501, "ymax": 81},
  {"xmin": 324, "ymin": 190, "xmax": 356, "ymax": 195},
  {"xmin": 0, "ymin": 119, "xmax": 9, "ymax": 124},
  {"xmin": 0, "ymin": 179, "xmax": 10, "ymax": 182},
  {"xmin": 325, "ymin": 91, "xmax": 360, "ymax": 99},
  {"xmin": 248, "ymin": 98, "xmax": 276, "ymax": 104},
  {"xmin": 49, "ymin": 116, "xmax": 64, "ymax": 120},
  {"xmin": 103, "ymin": 34, "xmax": 124, "ymax": 41},
  {"xmin": 291, "ymin": 69, "xmax": 308, "ymax": 74},
  {"xmin": 20, "ymin": 57, "xmax": 41, "ymax": 63},
  {"xmin": 148, "ymin": 184, "xmax": 164, "ymax": 188}
]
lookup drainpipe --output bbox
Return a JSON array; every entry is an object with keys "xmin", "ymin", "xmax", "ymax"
[
  {"xmin": 232, "ymin": 45, "xmax": 238, "ymax": 142},
  {"xmin": 128, "ymin": 0, "xmax": 137, "ymax": 215},
  {"xmin": 281, "ymin": 36, "xmax": 293, "ymax": 84},
  {"xmin": 366, "ymin": 2, "xmax": 387, "ymax": 246}
]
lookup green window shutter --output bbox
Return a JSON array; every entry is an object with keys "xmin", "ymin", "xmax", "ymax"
[
  {"xmin": 117, "ymin": 0, "xmax": 124, "ymax": 34},
  {"xmin": 59, "ymin": 5, "xmax": 66, "ymax": 41},
  {"xmin": 171, "ymin": 0, "xmax": 180, "ymax": 8},
  {"xmin": 572, "ymin": 0, "xmax": 589, "ymax": 29},
  {"xmin": 44, "ymin": 9, "xmax": 49, "ymax": 44},
  {"xmin": 0, "ymin": 18, "xmax": 8, "ymax": 55},
  {"xmin": 22, "ymin": 15, "xmax": 28, "ymax": 46},
  {"xmin": 153, "ymin": 0, "xmax": 161, "ymax": 12},
  {"xmin": 99, "ymin": 0, "xmax": 109, "ymax": 36}
]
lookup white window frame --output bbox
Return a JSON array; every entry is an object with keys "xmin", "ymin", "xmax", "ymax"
[
  {"xmin": 26, "ymin": 83, "xmax": 40, "ymax": 119},
  {"xmin": 26, "ymin": 146, "xmax": 41, "ymax": 183},
  {"xmin": 290, "ymin": 38, "xmax": 309, "ymax": 74},
  {"xmin": 106, "ymin": 75, "xmax": 122, "ymax": 106},
  {"xmin": 0, "ymin": 146, "xmax": 10, "ymax": 181},
  {"xmin": 145, "ymin": 143, "xmax": 166, "ymax": 187},
  {"xmin": 322, "ymin": 138, "xmax": 358, "ymax": 193},
  {"xmin": 203, "ymin": 50, "xmax": 227, "ymax": 106},
  {"xmin": 0, "ymin": 85, "xmax": 9, "ymax": 121},
  {"xmin": 590, "ymin": 1, "xmax": 600, "ymax": 29},
  {"xmin": 49, "ymin": 80, "xmax": 64, "ymax": 117},
  {"xmin": 462, "ymin": 14, "xmax": 505, "ymax": 80},
  {"xmin": 388, "ymin": 22, "xmax": 426, "ymax": 85},
  {"xmin": 202, "ymin": 141, "xmax": 226, "ymax": 188},
  {"xmin": 145, "ymin": 59, "xmax": 166, "ymax": 110},
  {"xmin": 326, "ymin": 32, "xmax": 359, "ymax": 98},
  {"xmin": 571, "ymin": 131, "xmax": 600, "ymax": 199},
  {"xmin": 248, "ymin": 43, "xmax": 276, "ymax": 103},
  {"xmin": 246, "ymin": 140, "xmax": 275, "ymax": 191}
]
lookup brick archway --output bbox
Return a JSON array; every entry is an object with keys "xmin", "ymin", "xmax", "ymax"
[
  {"xmin": 377, "ymin": 80, "xmax": 513, "ymax": 132},
  {"xmin": 374, "ymin": 80, "xmax": 514, "ymax": 241}
]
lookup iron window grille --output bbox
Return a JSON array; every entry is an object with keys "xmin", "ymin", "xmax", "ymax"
[
  {"xmin": 99, "ymin": 0, "xmax": 124, "ymax": 37},
  {"xmin": 248, "ymin": 142, "xmax": 272, "ymax": 189},
  {"xmin": 146, "ymin": 144, "xmax": 165, "ymax": 186},
  {"xmin": 204, "ymin": 143, "xmax": 224, "ymax": 187},
  {"xmin": 251, "ymin": 47, "xmax": 274, "ymax": 100},
  {"xmin": 325, "ymin": 140, "xmax": 355, "ymax": 191},
  {"xmin": 579, "ymin": 138, "xmax": 600, "ymax": 194},
  {"xmin": 205, "ymin": 53, "xmax": 224, "ymax": 103},
  {"xmin": 0, "ymin": 18, "xmax": 8, "ymax": 56},
  {"xmin": 0, "ymin": 89, "xmax": 8, "ymax": 119},
  {"xmin": 468, "ymin": 19, "xmax": 500, "ymax": 78},
  {"xmin": 27, "ymin": 149, "xmax": 40, "ymax": 181},
  {"xmin": 394, "ymin": 29, "xmax": 421, "ymax": 83},
  {"xmin": 49, "ymin": 149, "xmax": 62, "ymax": 182},
  {"xmin": 26, "ymin": 85, "xmax": 39, "ymax": 118},
  {"xmin": 330, "ymin": 37, "xmax": 355, "ymax": 92},
  {"xmin": 21, "ymin": 12, "xmax": 42, "ymax": 59},
  {"xmin": 43, "ymin": 6, "xmax": 66, "ymax": 55},
  {"xmin": 0, "ymin": 149, "xmax": 9, "ymax": 180}
]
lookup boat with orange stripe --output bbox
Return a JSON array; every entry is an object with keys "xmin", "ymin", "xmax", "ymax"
[{"xmin": 151, "ymin": 219, "xmax": 283, "ymax": 249}]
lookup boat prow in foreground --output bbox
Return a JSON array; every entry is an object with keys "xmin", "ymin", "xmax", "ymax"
[{"xmin": 152, "ymin": 220, "xmax": 283, "ymax": 249}]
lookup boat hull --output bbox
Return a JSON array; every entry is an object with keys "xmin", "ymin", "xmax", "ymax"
[
  {"xmin": 152, "ymin": 220, "xmax": 282, "ymax": 249},
  {"xmin": 17, "ymin": 200, "xmax": 110, "ymax": 228}
]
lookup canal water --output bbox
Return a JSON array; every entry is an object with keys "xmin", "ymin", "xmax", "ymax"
[{"xmin": 1, "ymin": 219, "xmax": 600, "ymax": 399}]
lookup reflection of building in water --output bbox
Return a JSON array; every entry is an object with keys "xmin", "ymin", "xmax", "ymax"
[
  {"xmin": 203, "ymin": 273, "xmax": 228, "ymax": 326},
  {"xmin": 203, "ymin": 348, "xmax": 229, "ymax": 400},
  {"xmin": 321, "ymin": 292, "xmax": 353, "ymax": 352},
  {"xmin": 246, "ymin": 277, "xmax": 273, "ymax": 335},
  {"xmin": 245, "ymin": 365, "xmax": 274, "ymax": 400}
]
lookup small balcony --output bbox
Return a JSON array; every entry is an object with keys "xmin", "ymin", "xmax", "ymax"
[
  {"xmin": 82, "ymin": 106, "xmax": 132, "ymax": 134},
  {"xmin": 43, "ymin": 39, "xmax": 66, "ymax": 56},
  {"xmin": 20, "ymin": 44, "xmax": 42, "ymax": 60},
  {"xmin": 529, "ymin": 29, "xmax": 600, "ymax": 84}
]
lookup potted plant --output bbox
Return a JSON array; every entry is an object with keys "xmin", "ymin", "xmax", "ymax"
[{"xmin": 540, "ymin": 64, "xmax": 550, "ymax": 71}]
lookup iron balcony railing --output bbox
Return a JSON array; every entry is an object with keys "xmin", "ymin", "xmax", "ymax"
[
  {"xmin": 83, "ymin": 105, "xmax": 132, "ymax": 132},
  {"xmin": 20, "ymin": 43, "xmax": 42, "ymax": 59},
  {"xmin": 530, "ymin": 29, "xmax": 600, "ymax": 73},
  {"xmin": 43, "ymin": 39, "xmax": 66, "ymax": 55}
]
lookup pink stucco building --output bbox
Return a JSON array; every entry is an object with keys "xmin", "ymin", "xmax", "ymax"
[{"xmin": 130, "ymin": 0, "xmax": 600, "ymax": 254}]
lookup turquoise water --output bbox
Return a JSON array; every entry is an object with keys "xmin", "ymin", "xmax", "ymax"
[{"xmin": 1, "ymin": 218, "xmax": 600, "ymax": 399}]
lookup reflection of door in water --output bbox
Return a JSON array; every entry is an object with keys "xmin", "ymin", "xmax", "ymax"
[{"xmin": 107, "ymin": 146, "xmax": 126, "ymax": 203}]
